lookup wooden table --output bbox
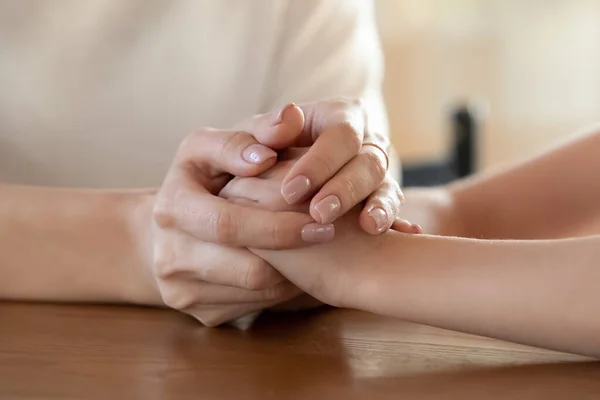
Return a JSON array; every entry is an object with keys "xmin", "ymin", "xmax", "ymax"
[{"xmin": 1, "ymin": 303, "xmax": 598, "ymax": 399}]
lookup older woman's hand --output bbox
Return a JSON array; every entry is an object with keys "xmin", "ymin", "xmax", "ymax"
[{"xmin": 272, "ymin": 98, "xmax": 404, "ymax": 235}]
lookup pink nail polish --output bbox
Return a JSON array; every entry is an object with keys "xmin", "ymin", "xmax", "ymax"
[
  {"xmin": 313, "ymin": 195, "xmax": 341, "ymax": 224},
  {"xmin": 281, "ymin": 175, "xmax": 311, "ymax": 204},
  {"xmin": 368, "ymin": 207, "xmax": 388, "ymax": 233},
  {"xmin": 301, "ymin": 223, "xmax": 335, "ymax": 243},
  {"xmin": 242, "ymin": 144, "xmax": 277, "ymax": 164},
  {"xmin": 273, "ymin": 103, "xmax": 295, "ymax": 126}
]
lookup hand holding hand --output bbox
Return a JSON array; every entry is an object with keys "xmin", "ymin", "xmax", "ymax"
[
  {"xmin": 147, "ymin": 105, "xmax": 334, "ymax": 326},
  {"xmin": 221, "ymin": 147, "xmax": 419, "ymax": 310}
]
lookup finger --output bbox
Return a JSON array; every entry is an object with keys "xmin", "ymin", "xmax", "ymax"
[
  {"xmin": 158, "ymin": 279, "xmax": 300, "ymax": 308},
  {"xmin": 411, "ymin": 224, "xmax": 423, "ymax": 234},
  {"xmin": 390, "ymin": 218, "xmax": 421, "ymax": 234},
  {"xmin": 308, "ymin": 145, "xmax": 388, "ymax": 224},
  {"xmin": 185, "ymin": 301, "xmax": 277, "ymax": 327},
  {"xmin": 218, "ymin": 176, "xmax": 267, "ymax": 203},
  {"xmin": 219, "ymin": 174, "xmax": 309, "ymax": 213},
  {"xmin": 280, "ymin": 123, "xmax": 363, "ymax": 204},
  {"xmin": 224, "ymin": 196, "xmax": 309, "ymax": 214},
  {"xmin": 280, "ymin": 102, "xmax": 366, "ymax": 204},
  {"xmin": 359, "ymin": 177, "xmax": 404, "ymax": 235},
  {"xmin": 153, "ymin": 190, "xmax": 334, "ymax": 248},
  {"xmin": 175, "ymin": 129, "xmax": 279, "ymax": 186},
  {"xmin": 235, "ymin": 103, "xmax": 305, "ymax": 149},
  {"xmin": 154, "ymin": 237, "xmax": 286, "ymax": 289}
]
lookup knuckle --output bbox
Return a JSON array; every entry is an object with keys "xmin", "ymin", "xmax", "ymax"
[
  {"xmin": 363, "ymin": 149, "xmax": 387, "ymax": 183},
  {"xmin": 369, "ymin": 131, "xmax": 390, "ymax": 148},
  {"xmin": 153, "ymin": 199, "xmax": 176, "ymax": 229},
  {"xmin": 153, "ymin": 249, "xmax": 178, "ymax": 280},
  {"xmin": 310, "ymin": 152, "xmax": 335, "ymax": 180},
  {"xmin": 338, "ymin": 121, "xmax": 363, "ymax": 154},
  {"xmin": 242, "ymin": 258, "xmax": 273, "ymax": 290},
  {"xmin": 178, "ymin": 132, "xmax": 196, "ymax": 154},
  {"xmin": 341, "ymin": 178, "xmax": 360, "ymax": 206},
  {"xmin": 178, "ymin": 130, "xmax": 207, "ymax": 158},
  {"xmin": 211, "ymin": 209, "xmax": 238, "ymax": 244},
  {"xmin": 270, "ymin": 217, "xmax": 294, "ymax": 249},
  {"xmin": 221, "ymin": 130, "xmax": 249, "ymax": 157}
]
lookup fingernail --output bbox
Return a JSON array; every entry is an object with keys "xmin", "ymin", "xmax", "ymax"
[
  {"xmin": 273, "ymin": 103, "xmax": 295, "ymax": 126},
  {"xmin": 411, "ymin": 224, "xmax": 423, "ymax": 234},
  {"xmin": 242, "ymin": 144, "xmax": 277, "ymax": 164},
  {"xmin": 313, "ymin": 195, "xmax": 341, "ymax": 224},
  {"xmin": 301, "ymin": 223, "xmax": 335, "ymax": 243},
  {"xmin": 368, "ymin": 207, "xmax": 388, "ymax": 233},
  {"xmin": 281, "ymin": 175, "xmax": 311, "ymax": 204}
]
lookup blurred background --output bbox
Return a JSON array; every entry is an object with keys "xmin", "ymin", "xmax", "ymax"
[{"xmin": 375, "ymin": 0, "xmax": 600, "ymax": 173}]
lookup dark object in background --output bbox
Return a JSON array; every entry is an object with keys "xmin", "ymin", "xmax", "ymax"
[
  {"xmin": 402, "ymin": 103, "xmax": 480, "ymax": 187},
  {"xmin": 451, "ymin": 104, "xmax": 478, "ymax": 178}
]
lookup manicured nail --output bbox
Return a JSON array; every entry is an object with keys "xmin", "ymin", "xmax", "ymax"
[
  {"xmin": 273, "ymin": 103, "xmax": 296, "ymax": 126},
  {"xmin": 301, "ymin": 223, "xmax": 335, "ymax": 243},
  {"xmin": 368, "ymin": 207, "xmax": 388, "ymax": 233},
  {"xmin": 313, "ymin": 195, "xmax": 341, "ymax": 224},
  {"xmin": 242, "ymin": 144, "xmax": 277, "ymax": 164},
  {"xmin": 281, "ymin": 175, "xmax": 311, "ymax": 204}
]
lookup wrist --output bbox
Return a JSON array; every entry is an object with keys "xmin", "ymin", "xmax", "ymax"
[
  {"xmin": 445, "ymin": 181, "xmax": 475, "ymax": 238},
  {"xmin": 401, "ymin": 187, "xmax": 463, "ymax": 237},
  {"xmin": 120, "ymin": 189, "xmax": 163, "ymax": 306}
]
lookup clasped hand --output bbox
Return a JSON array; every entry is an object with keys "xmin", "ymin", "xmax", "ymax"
[{"xmin": 147, "ymin": 98, "xmax": 405, "ymax": 326}]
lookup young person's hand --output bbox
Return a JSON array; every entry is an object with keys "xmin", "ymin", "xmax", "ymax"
[{"xmin": 250, "ymin": 209, "xmax": 390, "ymax": 309}]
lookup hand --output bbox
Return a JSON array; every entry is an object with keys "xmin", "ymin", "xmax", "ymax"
[
  {"xmin": 219, "ymin": 148, "xmax": 325, "ymax": 313},
  {"xmin": 220, "ymin": 148, "xmax": 419, "ymax": 310},
  {"xmin": 250, "ymin": 209, "xmax": 388, "ymax": 310},
  {"xmin": 273, "ymin": 98, "xmax": 404, "ymax": 235},
  {"xmin": 148, "ymin": 105, "xmax": 334, "ymax": 326}
]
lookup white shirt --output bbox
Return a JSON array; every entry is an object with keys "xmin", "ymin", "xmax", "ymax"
[{"xmin": 0, "ymin": 0, "xmax": 387, "ymax": 188}]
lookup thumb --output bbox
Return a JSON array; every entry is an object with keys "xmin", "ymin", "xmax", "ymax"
[{"xmin": 235, "ymin": 103, "xmax": 305, "ymax": 149}]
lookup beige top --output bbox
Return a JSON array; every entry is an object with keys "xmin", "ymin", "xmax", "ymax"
[{"xmin": 0, "ymin": 0, "xmax": 386, "ymax": 188}]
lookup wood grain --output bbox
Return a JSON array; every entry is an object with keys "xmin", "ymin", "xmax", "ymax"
[{"xmin": 0, "ymin": 302, "xmax": 598, "ymax": 399}]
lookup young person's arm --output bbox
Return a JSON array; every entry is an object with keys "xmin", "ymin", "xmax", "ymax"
[
  {"xmin": 399, "ymin": 126, "xmax": 600, "ymax": 240},
  {"xmin": 240, "ymin": 127, "xmax": 600, "ymax": 357},
  {"xmin": 358, "ymin": 232, "xmax": 600, "ymax": 358},
  {"xmin": 252, "ymin": 217, "xmax": 600, "ymax": 358}
]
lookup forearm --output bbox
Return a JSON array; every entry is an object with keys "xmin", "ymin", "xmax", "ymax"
[
  {"xmin": 356, "ymin": 233, "xmax": 600, "ymax": 357},
  {"xmin": 448, "ymin": 127, "xmax": 600, "ymax": 239},
  {"xmin": 0, "ymin": 184, "xmax": 159, "ymax": 305}
]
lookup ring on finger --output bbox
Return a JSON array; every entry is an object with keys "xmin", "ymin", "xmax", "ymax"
[{"xmin": 362, "ymin": 142, "xmax": 389, "ymax": 172}]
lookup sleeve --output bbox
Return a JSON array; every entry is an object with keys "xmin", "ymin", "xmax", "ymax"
[{"xmin": 261, "ymin": 0, "xmax": 389, "ymax": 139}]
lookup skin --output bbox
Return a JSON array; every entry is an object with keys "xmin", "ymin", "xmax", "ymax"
[
  {"xmin": 0, "ymin": 98, "xmax": 403, "ymax": 326},
  {"xmin": 242, "ymin": 126, "xmax": 600, "ymax": 358}
]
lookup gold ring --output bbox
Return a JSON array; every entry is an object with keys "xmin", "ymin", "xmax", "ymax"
[{"xmin": 362, "ymin": 142, "xmax": 389, "ymax": 172}]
